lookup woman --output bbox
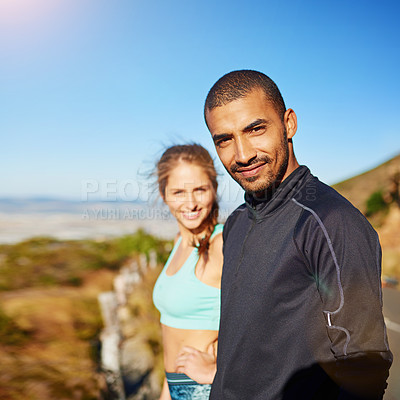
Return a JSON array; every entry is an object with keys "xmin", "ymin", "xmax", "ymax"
[{"xmin": 153, "ymin": 144, "xmax": 223, "ymax": 400}]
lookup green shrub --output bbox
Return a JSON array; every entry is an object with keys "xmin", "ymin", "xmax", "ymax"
[
  {"xmin": 0, "ymin": 230, "xmax": 170, "ymax": 291},
  {"xmin": 365, "ymin": 190, "xmax": 388, "ymax": 217}
]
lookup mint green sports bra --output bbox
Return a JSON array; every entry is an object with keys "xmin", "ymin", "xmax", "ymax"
[{"xmin": 152, "ymin": 224, "xmax": 223, "ymax": 330}]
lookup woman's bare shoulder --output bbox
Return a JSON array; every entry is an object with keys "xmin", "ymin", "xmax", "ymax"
[
  {"xmin": 173, "ymin": 233, "xmax": 180, "ymax": 244},
  {"xmin": 209, "ymin": 231, "xmax": 223, "ymax": 251},
  {"xmin": 208, "ymin": 232, "xmax": 223, "ymax": 271}
]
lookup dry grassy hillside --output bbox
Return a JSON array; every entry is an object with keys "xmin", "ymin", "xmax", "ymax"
[
  {"xmin": 332, "ymin": 154, "xmax": 400, "ymax": 214},
  {"xmin": 0, "ymin": 231, "xmax": 171, "ymax": 400},
  {"xmin": 332, "ymin": 153, "xmax": 400, "ymax": 283},
  {"xmin": 0, "ymin": 270, "xmax": 114, "ymax": 400}
]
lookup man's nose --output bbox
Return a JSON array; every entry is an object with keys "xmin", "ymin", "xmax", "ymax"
[{"xmin": 235, "ymin": 137, "xmax": 257, "ymax": 165}]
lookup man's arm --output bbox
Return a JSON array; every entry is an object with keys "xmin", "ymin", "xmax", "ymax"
[{"xmin": 294, "ymin": 200, "xmax": 393, "ymax": 399}]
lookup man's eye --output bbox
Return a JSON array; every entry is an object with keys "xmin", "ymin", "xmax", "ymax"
[
  {"xmin": 252, "ymin": 126, "xmax": 265, "ymax": 133},
  {"xmin": 216, "ymin": 138, "xmax": 230, "ymax": 147}
]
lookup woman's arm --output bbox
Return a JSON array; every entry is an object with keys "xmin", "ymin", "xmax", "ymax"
[
  {"xmin": 174, "ymin": 341, "xmax": 217, "ymax": 384},
  {"xmin": 159, "ymin": 377, "xmax": 171, "ymax": 400}
]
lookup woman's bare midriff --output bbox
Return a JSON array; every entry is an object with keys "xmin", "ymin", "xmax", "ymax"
[{"xmin": 161, "ymin": 324, "xmax": 218, "ymax": 372}]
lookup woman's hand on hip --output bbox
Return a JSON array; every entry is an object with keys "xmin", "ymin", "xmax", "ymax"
[{"xmin": 174, "ymin": 344, "xmax": 216, "ymax": 384}]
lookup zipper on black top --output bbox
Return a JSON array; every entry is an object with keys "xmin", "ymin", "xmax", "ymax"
[{"xmin": 234, "ymin": 213, "xmax": 256, "ymax": 276}]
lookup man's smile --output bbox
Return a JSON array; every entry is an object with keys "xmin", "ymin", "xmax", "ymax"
[{"xmin": 236, "ymin": 163, "xmax": 265, "ymax": 178}]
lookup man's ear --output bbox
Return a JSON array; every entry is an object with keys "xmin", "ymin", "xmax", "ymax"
[{"xmin": 284, "ymin": 108, "xmax": 297, "ymax": 140}]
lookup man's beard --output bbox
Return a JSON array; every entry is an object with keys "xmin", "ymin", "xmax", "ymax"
[{"xmin": 229, "ymin": 129, "xmax": 289, "ymax": 197}]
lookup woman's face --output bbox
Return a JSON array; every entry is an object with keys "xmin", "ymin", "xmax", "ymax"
[{"xmin": 163, "ymin": 162, "xmax": 215, "ymax": 233}]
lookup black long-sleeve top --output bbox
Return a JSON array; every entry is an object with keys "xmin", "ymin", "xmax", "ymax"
[{"xmin": 210, "ymin": 166, "xmax": 392, "ymax": 400}]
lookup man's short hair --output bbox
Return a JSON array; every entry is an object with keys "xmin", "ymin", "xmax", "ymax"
[{"xmin": 204, "ymin": 70, "xmax": 286, "ymax": 123}]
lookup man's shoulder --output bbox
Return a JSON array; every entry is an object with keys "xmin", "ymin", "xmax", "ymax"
[
  {"xmin": 297, "ymin": 174, "xmax": 359, "ymax": 214},
  {"xmin": 294, "ymin": 174, "xmax": 375, "ymax": 233}
]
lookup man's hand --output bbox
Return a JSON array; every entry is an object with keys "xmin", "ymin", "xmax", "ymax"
[{"xmin": 175, "ymin": 343, "xmax": 217, "ymax": 384}]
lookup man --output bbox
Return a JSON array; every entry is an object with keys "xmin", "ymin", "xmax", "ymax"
[{"xmin": 204, "ymin": 70, "xmax": 392, "ymax": 399}]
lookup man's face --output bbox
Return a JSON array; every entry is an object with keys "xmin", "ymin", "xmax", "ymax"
[{"xmin": 206, "ymin": 88, "xmax": 294, "ymax": 196}]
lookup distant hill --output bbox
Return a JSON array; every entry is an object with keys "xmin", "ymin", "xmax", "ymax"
[
  {"xmin": 332, "ymin": 153, "xmax": 400, "ymax": 214},
  {"xmin": 0, "ymin": 197, "xmax": 150, "ymax": 214},
  {"xmin": 332, "ymin": 153, "xmax": 400, "ymax": 284}
]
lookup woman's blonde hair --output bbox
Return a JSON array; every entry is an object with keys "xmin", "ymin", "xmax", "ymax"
[{"xmin": 157, "ymin": 143, "xmax": 219, "ymax": 257}]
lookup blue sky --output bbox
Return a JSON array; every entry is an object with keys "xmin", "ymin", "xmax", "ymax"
[{"xmin": 1, "ymin": 0, "xmax": 399, "ymax": 207}]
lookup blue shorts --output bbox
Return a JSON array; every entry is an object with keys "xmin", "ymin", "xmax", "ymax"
[{"xmin": 166, "ymin": 372, "xmax": 211, "ymax": 400}]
